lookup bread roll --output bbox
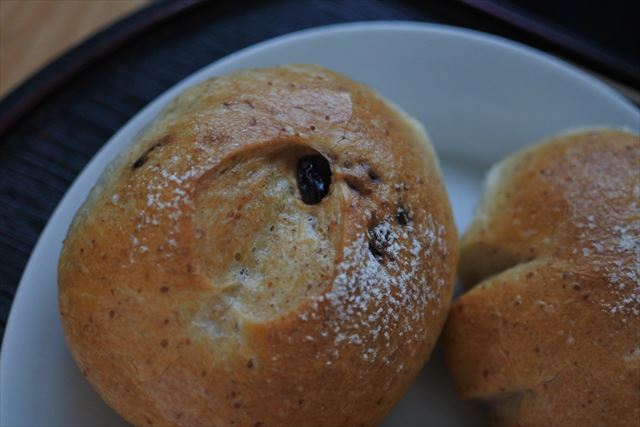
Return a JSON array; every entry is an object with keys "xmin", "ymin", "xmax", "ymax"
[
  {"xmin": 58, "ymin": 65, "xmax": 457, "ymax": 427},
  {"xmin": 444, "ymin": 128, "xmax": 639, "ymax": 426}
]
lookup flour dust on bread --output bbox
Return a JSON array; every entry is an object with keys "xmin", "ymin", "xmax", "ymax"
[
  {"xmin": 58, "ymin": 64, "xmax": 457, "ymax": 427},
  {"xmin": 444, "ymin": 128, "xmax": 639, "ymax": 427}
]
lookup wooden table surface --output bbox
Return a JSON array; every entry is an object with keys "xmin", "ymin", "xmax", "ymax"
[
  {"xmin": 0, "ymin": 0, "xmax": 149, "ymax": 98},
  {"xmin": 1, "ymin": 0, "xmax": 638, "ymax": 104}
]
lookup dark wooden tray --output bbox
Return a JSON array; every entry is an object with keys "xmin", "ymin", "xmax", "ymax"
[{"xmin": 1, "ymin": 0, "xmax": 637, "ymax": 339}]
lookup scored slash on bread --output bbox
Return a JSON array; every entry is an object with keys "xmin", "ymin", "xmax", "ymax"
[{"xmin": 444, "ymin": 128, "xmax": 640, "ymax": 427}]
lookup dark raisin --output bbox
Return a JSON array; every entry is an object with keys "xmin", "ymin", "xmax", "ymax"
[
  {"xmin": 131, "ymin": 135, "xmax": 171, "ymax": 169},
  {"xmin": 368, "ymin": 223, "xmax": 393, "ymax": 260},
  {"xmin": 396, "ymin": 208, "xmax": 409, "ymax": 226},
  {"xmin": 367, "ymin": 168, "xmax": 380, "ymax": 181},
  {"xmin": 368, "ymin": 241, "xmax": 384, "ymax": 258},
  {"xmin": 296, "ymin": 155, "xmax": 332, "ymax": 205},
  {"xmin": 133, "ymin": 157, "xmax": 146, "ymax": 169}
]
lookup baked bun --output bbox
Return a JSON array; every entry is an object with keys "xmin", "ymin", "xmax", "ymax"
[
  {"xmin": 444, "ymin": 128, "xmax": 639, "ymax": 426},
  {"xmin": 58, "ymin": 64, "xmax": 457, "ymax": 427}
]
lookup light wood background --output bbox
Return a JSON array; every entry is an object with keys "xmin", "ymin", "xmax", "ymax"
[
  {"xmin": 1, "ymin": 1, "xmax": 637, "ymax": 104},
  {"xmin": 0, "ymin": 0, "xmax": 149, "ymax": 97}
]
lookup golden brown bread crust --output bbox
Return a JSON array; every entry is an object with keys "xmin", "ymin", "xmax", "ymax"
[
  {"xmin": 444, "ymin": 129, "xmax": 640, "ymax": 426},
  {"xmin": 58, "ymin": 65, "xmax": 457, "ymax": 427}
]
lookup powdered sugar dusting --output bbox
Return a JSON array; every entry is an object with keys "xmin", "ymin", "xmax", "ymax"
[
  {"xmin": 305, "ymin": 210, "xmax": 448, "ymax": 364},
  {"xmin": 601, "ymin": 221, "xmax": 640, "ymax": 318},
  {"xmin": 572, "ymin": 205, "xmax": 639, "ymax": 319},
  {"xmin": 125, "ymin": 145, "xmax": 218, "ymax": 260},
  {"xmin": 565, "ymin": 141, "xmax": 640, "ymax": 319}
]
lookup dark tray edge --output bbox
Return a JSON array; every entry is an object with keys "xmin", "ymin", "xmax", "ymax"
[
  {"xmin": 1, "ymin": 0, "xmax": 638, "ymax": 139},
  {"xmin": 461, "ymin": 0, "xmax": 640, "ymax": 90}
]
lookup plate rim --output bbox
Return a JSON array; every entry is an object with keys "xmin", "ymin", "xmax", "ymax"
[{"xmin": 1, "ymin": 20, "xmax": 638, "ymax": 423}]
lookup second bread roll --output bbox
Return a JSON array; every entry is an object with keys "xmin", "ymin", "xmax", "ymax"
[{"xmin": 445, "ymin": 128, "xmax": 639, "ymax": 427}]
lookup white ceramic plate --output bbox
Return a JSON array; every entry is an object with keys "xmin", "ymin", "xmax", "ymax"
[{"xmin": 1, "ymin": 22, "xmax": 638, "ymax": 427}]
